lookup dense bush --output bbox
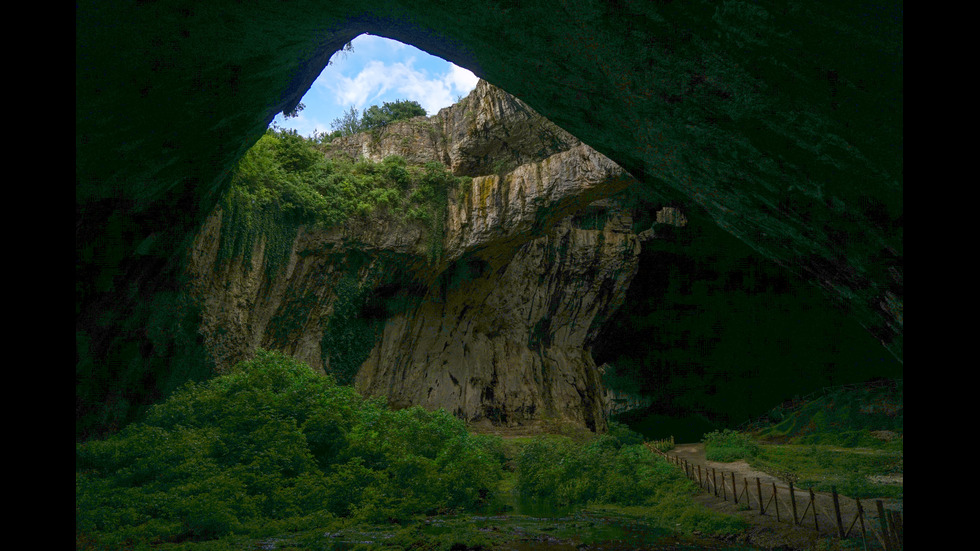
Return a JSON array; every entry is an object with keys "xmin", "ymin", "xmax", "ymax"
[
  {"xmin": 513, "ymin": 430, "xmax": 744, "ymax": 536},
  {"xmin": 515, "ymin": 430, "xmax": 684, "ymax": 508},
  {"xmin": 217, "ymin": 129, "xmax": 469, "ymax": 278},
  {"xmin": 701, "ymin": 429, "xmax": 760, "ymax": 462},
  {"xmin": 75, "ymin": 350, "xmax": 504, "ymax": 548}
]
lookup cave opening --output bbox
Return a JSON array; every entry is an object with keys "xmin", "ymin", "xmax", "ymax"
[
  {"xmin": 76, "ymin": 1, "xmax": 901, "ymax": 440},
  {"xmin": 269, "ymin": 33, "xmax": 479, "ymax": 140}
]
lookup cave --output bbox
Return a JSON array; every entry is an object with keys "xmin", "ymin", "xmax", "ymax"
[{"xmin": 76, "ymin": 1, "xmax": 902, "ymax": 438}]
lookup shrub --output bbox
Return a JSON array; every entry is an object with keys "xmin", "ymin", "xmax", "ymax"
[
  {"xmin": 702, "ymin": 429, "xmax": 760, "ymax": 462},
  {"xmin": 510, "ymin": 434, "xmax": 746, "ymax": 537},
  {"xmin": 76, "ymin": 350, "xmax": 505, "ymax": 546},
  {"xmin": 516, "ymin": 434, "xmax": 683, "ymax": 508}
]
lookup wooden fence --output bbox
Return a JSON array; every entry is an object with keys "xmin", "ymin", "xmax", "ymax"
[
  {"xmin": 644, "ymin": 441, "xmax": 904, "ymax": 550},
  {"xmin": 647, "ymin": 435, "xmax": 674, "ymax": 452}
]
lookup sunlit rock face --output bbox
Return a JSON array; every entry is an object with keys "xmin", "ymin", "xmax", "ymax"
[
  {"xmin": 323, "ymin": 80, "xmax": 634, "ymax": 266},
  {"xmin": 328, "ymin": 79, "xmax": 579, "ymax": 178},
  {"xmin": 356, "ymin": 203, "xmax": 641, "ymax": 432},
  {"xmin": 76, "ymin": 1, "xmax": 902, "ymax": 436},
  {"xmin": 185, "ymin": 82, "xmax": 641, "ymax": 431}
]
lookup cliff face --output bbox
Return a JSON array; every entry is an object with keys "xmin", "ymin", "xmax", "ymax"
[
  {"xmin": 186, "ymin": 81, "xmax": 651, "ymax": 430},
  {"xmin": 357, "ymin": 203, "xmax": 640, "ymax": 431},
  {"xmin": 327, "ymin": 79, "xmax": 578, "ymax": 178}
]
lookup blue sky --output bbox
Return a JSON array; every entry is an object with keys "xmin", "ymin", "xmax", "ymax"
[{"xmin": 269, "ymin": 34, "xmax": 480, "ymax": 138}]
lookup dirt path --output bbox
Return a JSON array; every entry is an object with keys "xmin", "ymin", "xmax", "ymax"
[{"xmin": 660, "ymin": 443, "xmax": 903, "ymax": 550}]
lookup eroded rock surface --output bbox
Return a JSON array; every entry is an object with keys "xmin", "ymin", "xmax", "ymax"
[
  {"xmin": 186, "ymin": 82, "xmax": 649, "ymax": 430},
  {"xmin": 357, "ymin": 204, "xmax": 640, "ymax": 431}
]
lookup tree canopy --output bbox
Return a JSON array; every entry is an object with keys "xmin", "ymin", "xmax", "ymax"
[{"xmin": 330, "ymin": 99, "xmax": 428, "ymax": 137}]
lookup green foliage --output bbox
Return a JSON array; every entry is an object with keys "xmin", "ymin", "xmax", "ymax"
[
  {"xmin": 217, "ymin": 129, "xmax": 469, "ymax": 279},
  {"xmin": 75, "ymin": 284, "xmax": 214, "ymax": 440},
  {"xmin": 700, "ymin": 421, "xmax": 902, "ymax": 500},
  {"xmin": 754, "ymin": 380, "xmax": 903, "ymax": 445},
  {"xmin": 76, "ymin": 350, "xmax": 504, "ymax": 548},
  {"xmin": 330, "ymin": 99, "xmax": 426, "ymax": 137},
  {"xmin": 702, "ymin": 429, "xmax": 760, "ymax": 462},
  {"xmin": 749, "ymin": 444, "xmax": 903, "ymax": 499},
  {"xmin": 511, "ymin": 433, "xmax": 744, "ymax": 537},
  {"xmin": 319, "ymin": 272, "xmax": 384, "ymax": 386},
  {"xmin": 607, "ymin": 421, "xmax": 645, "ymax": 447},
  {"xmin": 330, "ymin": 105, "xmax": 363, "ymax": 136},
  {"xmin": 516, "ymin": 434, "xmax": 681, "ymax": 508},
  {"xmin": 360, "ymin": 99, "xmax": 427, "ymax": 131}
]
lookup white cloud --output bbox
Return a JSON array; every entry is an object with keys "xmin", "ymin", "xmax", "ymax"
[
  {"xmin": 445, "ymin": 64, "xmax": 480, "ymax": 95},
  {"xmin": 325, "ymin": 58, "xmax": 479, "ymax": 116}
]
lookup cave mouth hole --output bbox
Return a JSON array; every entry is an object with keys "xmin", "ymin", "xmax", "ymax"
[{"xmin": 270, "ymin": 33, "xmax": 480, "ymax": 140}]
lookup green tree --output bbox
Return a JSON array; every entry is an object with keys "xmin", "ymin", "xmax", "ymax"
[
  {"xmin": 331, "ymin": 105, "xmax": 362, "ymax": 136},
  {"xmin": 361, "ymin": 100, "xmax": 427, "ymax": 130}
]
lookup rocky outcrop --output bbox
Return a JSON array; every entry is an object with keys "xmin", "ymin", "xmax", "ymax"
[
  {"xmin": 357, "ymin": 203, "xmax": 640, "ymax": 431},
  {"xmin": 325, "ymin": 79, "xmax": 578, "ymax": 178},
  {"xmin": 185, "ymin": 82, "xmax": 649, "ymax": 430}
]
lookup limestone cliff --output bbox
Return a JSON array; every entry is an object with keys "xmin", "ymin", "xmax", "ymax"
[
  {"xmin": 356, "ymin": 202, "xmax": 640, "ymax": 431},
  {"xmin": 186, "ymin": 81, "xmax": 654, "ymax": 431},
  {"xmin": 326, "ymin": 79, "xmax": 577, "ymax": 178}
]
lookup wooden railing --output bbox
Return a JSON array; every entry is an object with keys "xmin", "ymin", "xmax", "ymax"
[{"xmin": 644, "ymin": 440, "xmax": 904, "ymax": 550}]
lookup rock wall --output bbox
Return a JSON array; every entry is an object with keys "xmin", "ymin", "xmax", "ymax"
[
  {"xmin": 327, "ymin": 79, "xmax": 578, "ymax": 178},
  {"xmin": 186, "ymin": 82, "xmax": 646, "ymax": 430},
  {"xmin": 357, "ymin": 202, "xmax": 640, "ymax": 431}
]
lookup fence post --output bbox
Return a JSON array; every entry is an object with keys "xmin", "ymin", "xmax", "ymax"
[
  {"xmin": 755, "ymin": 478, "xmax": 763, "ymax": 514},
  {"xmin": 732, "ymin": 472, "xmax": 738, "ymax": 504},
  {"xmin": 889, "ymin": 510, "xmax": 903, "ymax": 547},
  {"xmin": 876, "ymin": 500, "xmax": 892, "ymax": 551},
  {"xmin": 721, "ymin": 471, "xmax": 727, "ymax": 500},
  {"xmin": 713, "ymin": 468, "xmax": 718, "ymax": 497},
  {"xmin": 744, "ymin": 477, "xmax": 751, "ymax": 508},
  {"xmin": 809, "ymin": 488, "xmax": 818, "ymax": 531},
  {"xmin": 856, "ymin": 498, "xmax": 867, "ymax": 544},
  {"xmin": 832, "ymin": 486, "xmax": 845, "ymax": 538},
  {"xmin": 697, "ymin": 465, "xmax": 703, "ymax": 489},
  {"xmin": 772, "ymin": 482, "xmax": 780, "ymax": 522},
  {"xmin": 789, "ymin": 482, "xmax": 798, "ymax": 525}
]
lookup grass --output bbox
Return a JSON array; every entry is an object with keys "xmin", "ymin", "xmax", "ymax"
[
  {"xmin": 702, "ymin": 380, "xmax": 903, "ymax": 500},
  {"xmin": 749, "ymin": 444, "xmax": 903, "ymax": 499}
]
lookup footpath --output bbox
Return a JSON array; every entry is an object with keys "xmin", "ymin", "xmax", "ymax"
[{"xmin": 654, "ymin": 443, "xmax": 904, "ymax": 550}]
